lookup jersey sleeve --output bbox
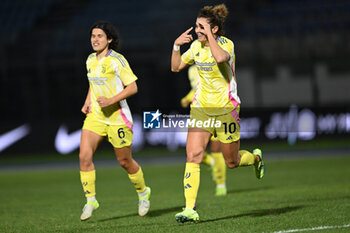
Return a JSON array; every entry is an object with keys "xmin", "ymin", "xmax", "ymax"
[
  {"xmin": 114, "ymin": 56, "xmax": 138, "ymax": 86},
  {"xmin": 86, "ymin": 53, "xmax": 95, "ymax": 72},
  {"xmin": 181, "ymin": 42, "xmax": 196, "ymax": 65},
  {"xmin": 218, "ymin": 37, "xmax": 234, "ymax": 58}
]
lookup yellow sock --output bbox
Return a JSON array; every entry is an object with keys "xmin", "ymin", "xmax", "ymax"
[
  {"xmin": 212, "ymin": 152, "xmax": 226, "ymax": 185},
  {"xmin": 80, "ymin": 170, "xmax": 96, "ymax": 197},
  {"xmin": 239, "ymin": 150, "xmax": 257, "ymax": 166},
  {"xmin": 128, "ymin": 167, "xmax": 146, "ymax": 193},
  {"xmin": 184, "ymin": 163, "xmax": 200, "ymax": 209},
  {"xmin": 202, "ymin": 152, "xmax": 214, "ymax": 166}
]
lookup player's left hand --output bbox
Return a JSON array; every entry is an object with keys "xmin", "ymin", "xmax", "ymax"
[
  {"xmin": 97, "ymin": 96, "xmax": 112, "ymax": 108},
  {"xmin": 202, "ymin": 22, "xmax": 212, "ymax": 36}
]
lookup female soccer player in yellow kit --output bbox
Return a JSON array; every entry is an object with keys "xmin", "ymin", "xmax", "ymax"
[
  {"xmin": 171, "ymin": 4, "xmax": 265, "ymax": 223},
  {"xmin": 79, "ymin": 21, "xmax": 151, "ymax": 221},
  {"xmin": 181, "ymin": 65, "xmax": 227, "ymax": 196}
]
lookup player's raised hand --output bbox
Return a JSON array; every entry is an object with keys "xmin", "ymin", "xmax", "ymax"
[
  {"xmin": 202, "ymin": 21, "xmax": 212, "ymax": 36},
  {"xmin": 174, "ymin": 27, "xmax": 193, "ymax": 46}
]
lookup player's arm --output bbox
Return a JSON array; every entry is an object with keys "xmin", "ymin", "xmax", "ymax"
[
  {"xmin": 97, "ymin": 81, "xmax": 138, "ymax": 108},
  {"xmin": 181, "ymin": 89, "xmax": 195, "ymax": 108},
  {"xmin": 203, "ymin": 23, "xmax": 230, "ymax": 63},
  {"xmin": 171, "ymin": 27, "xmax": 193, "ymax": 72},
  {"xmin": 81, "ymin": 88, "xmax": 91, "ymax": 114}
]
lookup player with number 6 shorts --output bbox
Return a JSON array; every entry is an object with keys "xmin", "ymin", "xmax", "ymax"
[{"xmin": 78, "ymin": 21, "xmax": 151, "ymax": 221}]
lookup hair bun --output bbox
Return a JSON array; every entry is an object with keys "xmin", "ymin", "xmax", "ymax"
[{"xmin": 213, "ymin": 4, "xmax": 228, "ymax": 21}]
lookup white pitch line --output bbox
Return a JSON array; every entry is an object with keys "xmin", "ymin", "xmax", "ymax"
[{"xmin": 272, "ymin": 223, "xmax": 350, "ymax": 233}]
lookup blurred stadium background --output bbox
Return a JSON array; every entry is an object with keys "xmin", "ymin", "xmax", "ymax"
[
  {"xmin": 1, "ymin": 1, "xmax": 350, "ymax": 232},
  {"xmin": 0, "ymin": 0, "xmax": 349, "ymax": 156}
]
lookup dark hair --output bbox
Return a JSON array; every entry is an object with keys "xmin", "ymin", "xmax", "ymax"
[
  {"xmin": 198, "ymin": 4, "xmax": 228, "ymax": 36},
  {"xmin": 90, "ymin": 21, "xmax": 120, "ymax": 51}
]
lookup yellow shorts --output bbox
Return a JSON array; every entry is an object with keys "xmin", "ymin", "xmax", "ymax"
[
  {"xmin": 82, "ymin": 114, "xmax": 133, "ymax": 148},
  {"xmin": 190, "ymin": 107, "xmax": 240, "ymax": 143}
]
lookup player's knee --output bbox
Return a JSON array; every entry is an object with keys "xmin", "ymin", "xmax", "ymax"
[
  {"xmin": 117, "ymin": 156, "xmax": 132, "ymax": 169},
  {"xmin": 79, "ymin": 151, "xmax": 93, "ymax": 168},
  {"xmin": 187, "ymin": 148, "xmax": 205, "ymax": 163},
  {"xmin": 225, "ymin": 159, "xmax": 239, "ymax": 169}
]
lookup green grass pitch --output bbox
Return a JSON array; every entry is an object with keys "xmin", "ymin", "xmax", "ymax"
[{"xmin": 0, "ymin": 155, "xmax": 350, "ymax": 233}]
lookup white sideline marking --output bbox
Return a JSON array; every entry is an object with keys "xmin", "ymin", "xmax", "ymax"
[{"xmin": 272, "ymin": 223, "xmax": 350, "ymax": 233}]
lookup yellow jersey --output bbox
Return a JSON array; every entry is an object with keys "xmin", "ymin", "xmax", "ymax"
[
  {"xmin": 86, "ymin": 49, "xmax": 137, "ymax": 129},
  {"xmin": 181, "ymin": 36, "xmax": 240, "ymax": 116}
]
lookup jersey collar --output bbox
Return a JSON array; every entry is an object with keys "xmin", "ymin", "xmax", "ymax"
[{"xmin": 105, "ymin": 49, "xmax": 112, "ymax": 57}]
